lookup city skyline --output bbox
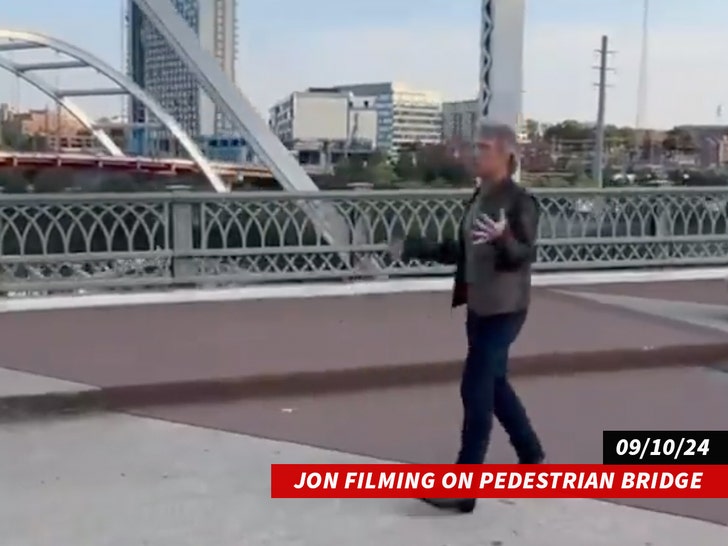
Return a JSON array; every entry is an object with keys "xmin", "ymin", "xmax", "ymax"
[{"xmin": 1, "ymin": 0, "xmax": 728, "ymax": 129}]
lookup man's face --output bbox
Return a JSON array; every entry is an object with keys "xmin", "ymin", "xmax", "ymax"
[{"xmin": 474, "ymin": 137, "xmax": 507, "ymax": 179}]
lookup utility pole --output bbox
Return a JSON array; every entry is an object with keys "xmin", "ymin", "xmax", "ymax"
[
  {"xmin": 635, "ymin": 0, "xmax": 649, "ymax": 131},
  {"xmin": 635, "ymin": 0, "xmax": 650, "ymax": 164},
  {"xmin": 593, "ymin": 35, "xmax": 615, "ymax": 187}
]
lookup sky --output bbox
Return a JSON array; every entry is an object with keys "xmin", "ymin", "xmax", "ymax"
[{"xmin": 1, "ymin": 0, "xmax": 727, "ymax": 129}]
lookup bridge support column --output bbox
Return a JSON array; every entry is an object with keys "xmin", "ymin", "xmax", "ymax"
[
  {"xmin": 480, "ymin": 0, "xmax": 526, "ymax": 179},
  {"xmin": 480, "ymin": 0, "xmax": 526, "ymax": 128}
]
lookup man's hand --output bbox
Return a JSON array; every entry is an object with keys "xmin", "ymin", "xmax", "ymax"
[{"xmin": 472, "ymin": 209, "xmax": 508, "ymax": 244}]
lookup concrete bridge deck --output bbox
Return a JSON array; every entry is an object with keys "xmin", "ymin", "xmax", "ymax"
[{"xmin": 1, "ymin": 275, "xmax": 728, "ymax": 542}]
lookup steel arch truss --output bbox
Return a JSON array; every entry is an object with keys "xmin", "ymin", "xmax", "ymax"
[
  {"xmin": 0, "ymin": 55, "xmax": 124, "ymax": 157},
  {"xmin": 132, "ymin": 0, "xmax": 351, "ymax": 247},
  {"xmin": 0, "ymin": 29, "xmax": 226, "ymax": 192}
]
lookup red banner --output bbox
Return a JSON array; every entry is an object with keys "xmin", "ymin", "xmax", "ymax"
[{"xmin": 270, "ymin": 464, "xmax": 728, "ymax": 498}]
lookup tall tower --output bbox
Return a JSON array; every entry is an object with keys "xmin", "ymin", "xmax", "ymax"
[
  {"xmin": 479, "ymin": 0, "xmax": 526, "ymax": 130},
  {"xmin": 127, "ymin": 0, "xmax": 238, "ymax": 142}
]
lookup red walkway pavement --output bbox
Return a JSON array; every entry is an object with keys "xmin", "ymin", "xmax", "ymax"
[
  {"xmin": 1, "ymin": 280, "xmax": 727, "ymax": 390},
  {"xmin": 2, "ymin": 279, "xmax": 728, "ymax": 526}
]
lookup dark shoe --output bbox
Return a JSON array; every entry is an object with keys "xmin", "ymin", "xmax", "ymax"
[{"xmin": 419, "ymin": 498, "xmax": 476, "ymax": 514}]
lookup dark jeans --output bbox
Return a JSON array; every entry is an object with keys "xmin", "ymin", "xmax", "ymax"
[{"xmin": 455, "ymin": 309, "xmax": 543, "ymax": 465}]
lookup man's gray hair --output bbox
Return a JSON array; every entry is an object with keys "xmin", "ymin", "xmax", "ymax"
[{"xmin": 476, "ymin": 121, "xmax": 520, "ymax": 174}]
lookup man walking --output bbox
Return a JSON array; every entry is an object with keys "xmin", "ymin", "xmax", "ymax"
[{"xmin": 393, "ymin": 122, "xmax": 544, "ymax": 514}]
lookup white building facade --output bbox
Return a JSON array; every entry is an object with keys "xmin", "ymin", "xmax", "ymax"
[
  {"xmin": 268, "ymin": 88, "xmax": 378, "ymax": 171},
  {"xmin": 269, "ymin": 89, "xmax": 377, "ymax": 147},
  {"xmin": 333, "ymin": 82, "xmax": 442, "ymax": 154}
]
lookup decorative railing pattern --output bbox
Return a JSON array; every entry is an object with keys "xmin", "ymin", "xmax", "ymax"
[{"xmin": 1, "ymin": 187, "xmax": 728, "ymax": 293}]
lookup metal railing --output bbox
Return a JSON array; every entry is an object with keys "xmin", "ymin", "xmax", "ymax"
[{"xmin": 2, "ymin": 187, "xmax": 728, "ymax": 294}]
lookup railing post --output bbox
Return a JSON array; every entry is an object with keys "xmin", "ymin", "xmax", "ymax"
[
  {"xmin": 348, "ymin": 182, "xmax": 386, "ymax": 279},
  {"xmin": 350, "ymin": 182, "xmax": 373, "ymax": 249},
  {"xmin": 655, "ymin": 201, "xmax": 673, "ymax": 261},
  {"xmin": 170, "ymin": 191, "xmax": 196, "ymax": 284}
]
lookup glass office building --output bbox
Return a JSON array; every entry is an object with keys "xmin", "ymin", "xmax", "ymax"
[{"xmin": 127, "ymin": 0, "xmax": 238, "ymax": 154}]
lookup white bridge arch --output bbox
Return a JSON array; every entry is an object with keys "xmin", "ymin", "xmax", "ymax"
[
  {"xmin": 0, "ymin": 29, "xmax": 227, "ymax": 193},
  {"xmin": 124, "ymin": 0, "xmax": 527, "ymax": 246},
  {"xmin": 0, "ymin": 55, "xmax": 125, "ymax": 157},
  {"xmin": 2, "ymin": 1, "xmax": 527, "ymax": 252}
]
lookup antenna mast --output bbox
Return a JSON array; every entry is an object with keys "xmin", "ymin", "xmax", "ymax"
[{"xmin": 635, "ymin": 0, "xmax": 649, "ymax": 131}]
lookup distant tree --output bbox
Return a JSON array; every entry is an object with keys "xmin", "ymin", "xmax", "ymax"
[
  {"xmin": 333, "ymin": 155, "xmax": 366, "ymax": 183},
  {"xmin": 415, "ymin": 144, "xmax": 448, "ymax": 183},
  {"xmin": 662, "ymin": 128, "xmax": 695, "ymax": 154},
  {"xmin": 0, "ymin": 123, "xmax": 32, "ymax": 151},
  {"xmin": 366, "ymin": 149, "xmax": 387, "ymax": 167},
  {"xmin": 564, "ymin": 159, "xmax": 594, "ymax": 187},
  {"xmin": 543, "ymin": 120, "xmax": 593, "ymax": 143},
  {"xmin": 394, "ymin": 151, "xmax": 418, "ymax": 180},
  {"xmin": 662, "ymin": 132, "xmax": 677, "ymax": 154},
  {"xmin": 676, "ymin": 130, "xmax": 696, "ymax": 152},
  {"xmin": 526, "ymin": 174, "xmax": 571, "ymax": 188},
  {"xmin": 604, "ymin": 125, "xmax": 635, "ymax": 147},
  {"xmin": 414, "ymin": 144, "xmax": 471, "ymax": 185},
  {"xmin": 368, "ymin": 161, "xmax": 397, "ymax": 187},
  {"xmin": 524, "ymin": 119, "xmax": 540, "ymax": 140}
]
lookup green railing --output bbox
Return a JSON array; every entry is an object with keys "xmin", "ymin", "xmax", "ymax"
[{"xmin": 1, "ymin": 187, "xmax": 727, "ymax": 294}]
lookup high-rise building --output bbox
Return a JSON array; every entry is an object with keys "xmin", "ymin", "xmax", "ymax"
[
  {"xmin": 127, "ymin": 0, "xmax": 238, "ymax": 151},
  {"xmin": 332, "ymin": 82, "xmax": 442, "ymax": 155},
  {"xmin": 442, "ymin": 100, "xmax": 479, "ymax": 144},
  {"xmin": 443, "ymin": 99, "xmax": 528, "ymax": 144}
]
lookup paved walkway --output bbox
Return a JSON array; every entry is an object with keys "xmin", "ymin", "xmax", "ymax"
[
  {"xmin": 1, "ymin": 280, "xmax": 727, "ymax": 391},
  {"xmin": 136, "ymin": 365, "xmax": 728, "ymax": 527},
  {"xmin": 2, "ymin": 278, "xmax": 728, "ymax": 539},
  {"xmin": 2, "ymin": 398, "xmax": 726, "ymax": 546}
]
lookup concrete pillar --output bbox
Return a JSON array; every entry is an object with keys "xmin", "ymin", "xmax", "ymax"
[
  {"xmin": 480, "ymin": 0, "xmax": 526, "ymax": 180},
  {"xmin": 170, "ymin": 191, "xmax": 196, "ymax": 283},
  {"xmin": 480, "ymin": 0, "xmax": 526, "ymax": 129}
]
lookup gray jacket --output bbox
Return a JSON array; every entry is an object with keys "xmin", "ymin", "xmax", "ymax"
[{"xmin": 402, "ymin": 179, "xmax": 539, "ymax": 315}]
